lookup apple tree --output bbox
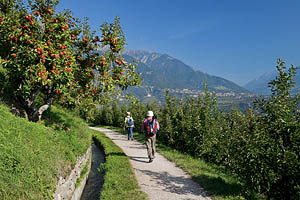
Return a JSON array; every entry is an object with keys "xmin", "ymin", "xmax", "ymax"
[{"xmin": 0, "ymin": 0, "xmax": 141, "ymax": 121}]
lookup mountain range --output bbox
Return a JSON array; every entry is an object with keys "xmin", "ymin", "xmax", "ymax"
[
  {"xmin": 243, "ymin": 68, "xmax": 300, "ymax": 95},
  {"xmin": 122, "ymin": 50, "xmax": 250, "ymax": 102}
]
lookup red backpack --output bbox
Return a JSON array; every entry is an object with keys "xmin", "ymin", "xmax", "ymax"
[{"xmin": 145, "ymin": 120, "xmax": 158, "ymax": 136}]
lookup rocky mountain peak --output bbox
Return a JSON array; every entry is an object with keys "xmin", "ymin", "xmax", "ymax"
[{"xmin": 123, "ymin": 49, "xmax": 163, "ymax": 65}]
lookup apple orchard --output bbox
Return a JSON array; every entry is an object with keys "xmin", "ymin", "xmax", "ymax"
[{"xmin": 0, "ymin": 0, "xmax": 141, "ymax": 121}]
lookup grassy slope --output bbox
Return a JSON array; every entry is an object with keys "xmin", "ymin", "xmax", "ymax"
[{"xmin": 0, "ymin": 104, "xmax": 91, "ymax": 200}]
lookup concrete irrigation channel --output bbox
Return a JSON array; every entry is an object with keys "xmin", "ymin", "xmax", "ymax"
[{"xmin": 80, "ymin": 141, "xmax": 105, "ymax": 200}]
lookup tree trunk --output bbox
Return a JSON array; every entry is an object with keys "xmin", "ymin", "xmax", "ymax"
[
  {"xmin": 13, "ymin": 86, "xmax": 56, "ymax": 122},
  {"xmin": 24, "ymin": 88, "xmax": 40, "ymax": 122},
  {"xmin": 37, "ymin": 93, "xmax": 55, "ymax": 122}
]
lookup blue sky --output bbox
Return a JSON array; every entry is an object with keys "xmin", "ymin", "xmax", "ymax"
[{"xmin": 57, "ymin": 0, "xmax": 300, "ymax": 86}]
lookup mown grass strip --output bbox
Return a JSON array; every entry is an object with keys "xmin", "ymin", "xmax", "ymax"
[
  {"xmin": 90, "ymin": 128, "xmax": 148, "ymax": 200},
  {"xmin": 102, "ymin": 126, "xmax": 247, "ymax": 200}
]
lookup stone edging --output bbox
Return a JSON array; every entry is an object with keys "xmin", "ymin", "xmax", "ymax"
[{"xmin": 53, "ymin": 147, "xmax": 92, "ymax": 200}]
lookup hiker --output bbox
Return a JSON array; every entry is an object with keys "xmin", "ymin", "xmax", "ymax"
[
  {"xmin": 142, "ymin": 111, "xmax": 159, "ymax": 163},
  {"xmin": 124, "ymin": 112, "xmax": 134, "ymax": 140}
]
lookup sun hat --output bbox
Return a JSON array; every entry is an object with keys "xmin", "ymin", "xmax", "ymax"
[
  {"xmin": 147, "ymin": 111, "xmax": 154, "ymax": 117},
  {"xmin": 127, "ymin": 112, "xmax": 131, "ymax": 116}
]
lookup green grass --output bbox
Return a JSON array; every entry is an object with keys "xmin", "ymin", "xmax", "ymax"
[
  {"xmin": 90, "ymin": 128, "xmax": 148, "ymax": 200},
  {"xmin": 101, "ymin": 126, "xmax": 247, "ymax": 200},
  {"xmin": 0, "ymin": 104, "xmax": 91, "ymax": 199}
]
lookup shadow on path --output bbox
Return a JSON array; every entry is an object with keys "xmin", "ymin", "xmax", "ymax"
[
  {"xmin": 111, "ymin": 138, "xmax": 129, "ymax": 142},
  {"xmin": 129, "ymin": 156, "xmax": 149, "ymax": 163},
  {"xmin": 137, "ymin": 169, "xmax": 210, "ymax": 198},
  {"xmin": 128, "ymin": 145, "xmax": 146, "ymax": 150}
]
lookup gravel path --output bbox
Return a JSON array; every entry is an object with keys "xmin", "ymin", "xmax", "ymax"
[{"xmin": 90, "ymin": 127, "xmax": 211, "ymax": 200}]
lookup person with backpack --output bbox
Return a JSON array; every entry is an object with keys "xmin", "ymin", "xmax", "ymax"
[
  {"xmin": 142, "ymin": 111, "xmax": 159, "ymax": 163},
  {"xmin": 124, "ymin": 112, "xmax": 134, "ymax": 140}
]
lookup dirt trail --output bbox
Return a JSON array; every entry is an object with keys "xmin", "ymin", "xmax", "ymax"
[{"xmin": 90, "ymin": 127, "xmax": 211, "ymax": 200}]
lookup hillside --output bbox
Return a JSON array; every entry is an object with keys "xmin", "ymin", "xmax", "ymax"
[
  {"xmin": 122, "ymin": 50, "xmax": 250, "ymax": 102},
  {"xmin": 244, "ymin": 68, "xmax": 300, "ymax": 95},
  {"xmin": 0, "ymin": 104, "xmax": 90, "ymax": 199}
]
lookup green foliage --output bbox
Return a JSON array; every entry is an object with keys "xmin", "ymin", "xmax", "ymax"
[
  {"xmin": 111, "ymin": 100, "xmax": 124, "ymax": 127},
  {"xmin": 92, "ymin": 95, "xmax": 151, "ymax": 132},
  {"xmin": 246, "ymin": 59, "xmax": 300, "ymax": 199},
  {"xmin": 158, "ymin": 86, "xmax": 219, "ymax": 159},
  {"xmin": 0, "ymin": 0, "xmax": 141, "ymax": 122},
  {"xmin": 99, "ymin": 104, "xmax": 113, "ymax": 125},
  {"xmin": 73, "ymin": 98, "xmax": 97, "ymax": 123},
  {"xmin": 0, "ymin": 103, "xmax": 91, "ymax": 199},
  {"xmin": 95, "ymin": 59, "xmax": 300, "ymax": 200}
]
